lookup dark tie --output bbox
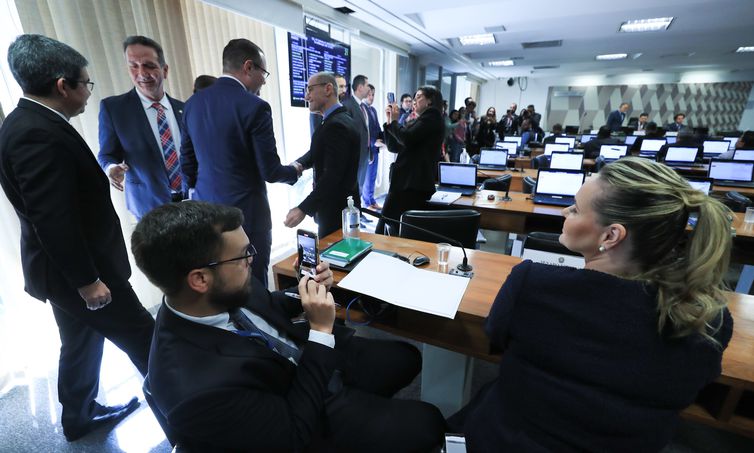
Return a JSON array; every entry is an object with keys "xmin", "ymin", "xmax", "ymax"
[
  {"xmin": 152, "ymin": 102, "xmax": 181, "ymax": 191},
  {"xmin": 360, "ymin": 103, "xmax": 373, "ymax": 160},
  {"xmin": 228, "ymin": 308, "xmax": 302, "ymax": 363}
]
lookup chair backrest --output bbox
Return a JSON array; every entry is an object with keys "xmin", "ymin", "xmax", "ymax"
[
  {"xmin": 400, "ymin": 209, "xmax": 481, "ymax": 249},
  {"xmin": 143, "ymin": 376, "xmax": 178, "ymax": 446},
  {"xmin": 522, "ymin": 232, "xmax": 585, "ymax": 268},
  {"xmin": 522, "ymin": 176, "xmax": 537, "ymax": 194},
  {"xmin": 532, "ymin": 154, "xmax": 550, "ymax": 169},
  {"xmin": 481, "ymin": 174, "xmax": 512, "ymax": 192}
]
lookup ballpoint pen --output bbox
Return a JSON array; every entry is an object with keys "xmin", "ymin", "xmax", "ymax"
[{"xmin": 284, "ymin": 292, "xmax": 343, "ymax": 309}]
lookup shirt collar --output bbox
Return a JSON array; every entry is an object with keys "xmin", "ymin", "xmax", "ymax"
[
  {"xmin": 220, "ymin": 74, "xmax": 247, "ymax": 91},
  {"xmin": 22, "ymin": 96, "xmax": 69, "ymax": 122},
  {"xmin": 164, "ymin": 298, "xmax": 231, "ymax": 330},
  {"xmin": 136, "ymin": 89, "xmax": 169, "ymax": 110},
  {"xmin": 322, "ymin": 102, "xmax": 342, "ymax": 120}
]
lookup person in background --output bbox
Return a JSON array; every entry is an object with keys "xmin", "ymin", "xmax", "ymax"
[
  {"xmin": 397, "ymin": 93, "xmax": 413, "ymax": 125},
  {"xmin": 637, "ymin": 112, "xmax": 649, "ymax": 131},
  {"xmin": 341, "ymin": 75, "xmax": 371, "ymax": 208},
  {"xmin": 475, "ymin": 106, "xmax": 498, "ymax": 150},
  {"xmin": 583, "ymin": 125, "xmax": 622, "ymax": 159},
  {"xmin": 378, "ymin": 86, "xmax": 445, "ymax": 234},
  {"xmin": 446, "ymin": 109, "xmax": 465, "ymax": 162},
  {"xmin": 718, "ymin": 130, "xmax": 754, "ymax": 159},
  {"xmin": 335, "ymin": 74, "xmax": 348, "ymax": 102},
  {"xmin": 193, "ymin": 75, "xmax": 217, "ymax": 93},
  {"xmin": 450, "ymin": 157, "xmax": 733, "ymax": 453},
  {"xmin": 519, "ymin": 116, "xmax": 535, "ymax": 148},
  {"xmin": 497, "ymin": 103, "xmax": 519, "ymax": 136},
  {"xmin": 543, "ymin": 123, "xmax": 564, "ymax": 145},
  {"xmin": 656, "ymin": 129, "xmax": 703, "ymax": 163},
  {"xmin": 526, "ymin": 104, "xmax": 541, "ymax": 132},
  {"xmin": 361, "ymin": 83, "xmax": 384, "ymax": 209},
  {"xmin": 666, "ymin": 113, "xmax": 687, "ymax": 132},
  {"xmin": 631, "ymin": 121, "xmax": 664, "ymax": 153},
  {"xmin": 606, "ymin": 102, "xmax": 630, "ymax": 132}
]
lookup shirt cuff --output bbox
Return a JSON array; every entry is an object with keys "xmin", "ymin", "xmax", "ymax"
[{"xmin": 308, "ymin": 330, "xmax": 335, "ymax": 348}]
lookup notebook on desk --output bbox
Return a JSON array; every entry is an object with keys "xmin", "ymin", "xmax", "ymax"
[
  {"xmin": 663, "ymin": 147, "xmax": 702, "ymax": 167},
  {"xmin": 599, "ymin": 144, "xmax": 629, "ymax": 161},
  {"xmin": 707, "ymin": 159, "xmax": 754, "ymax": 188},
  {"xmin": 437, "ymin": 162, "xmax": 478, "ymax": 196},
  {"xmin": 478, "ymin": 148, "xmax": 509, "ymax": 170},
  {"xmin": 532, "ymin": 169, "xmax": 586, "ymax": 207}
]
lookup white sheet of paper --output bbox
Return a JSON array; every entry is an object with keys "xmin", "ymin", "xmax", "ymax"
[
  {"xmin": 429, "ymin": 191, "xmax": 462, "ymax": 205},
  {"xmin": 337, "ymin": 252, "xmax": 470, "ymax": 319}
]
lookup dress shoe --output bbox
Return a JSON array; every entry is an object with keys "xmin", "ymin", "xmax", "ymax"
[{"xmin": 64, "ymin": 397, "xmax": 140, "ymax": 441}]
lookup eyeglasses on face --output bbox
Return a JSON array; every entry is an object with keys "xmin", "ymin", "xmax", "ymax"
[
  {"xmin": 203, "ymin": 244, "xmax": 257, "ymax": 268},
  {"xmin": 252, "ymin": 62, "xmax": 270, "ymax": 79},
  {"xmin": 67, "ymin": 79, "xmax": 94, "ymax": 91},
  {"xmin": 306, "ymin": 82, "xmax": 328, "ymax": 93}
]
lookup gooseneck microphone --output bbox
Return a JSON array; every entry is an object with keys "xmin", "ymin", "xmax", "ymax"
[{"xmin": 360, "ymin": 207, "xmax": 473, "ymax": 273}]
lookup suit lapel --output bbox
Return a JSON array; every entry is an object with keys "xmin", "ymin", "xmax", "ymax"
[{"xmin": 128, "ymin": 89, "xmax": 164, "ymax": 160}]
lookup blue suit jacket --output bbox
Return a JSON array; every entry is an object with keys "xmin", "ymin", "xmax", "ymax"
[
  {"xmin": 180, "ymin": 77, "xmax": 297, "ymax": 233},
  {"xmin": 606, "ymin": 109, "xmax": 625, "ymax": 132},
  {"xmin": 98, "ymin": 88, "xmax": 185, "ymax": 219}
]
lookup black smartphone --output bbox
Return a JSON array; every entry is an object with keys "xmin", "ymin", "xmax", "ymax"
[
  {"xmin": 387, "ymin": 92, "xmax": 395, "ymax": 104},
  {"xmin": 297, "ymin": 229, "xmax": 319, "ymax": 279}
]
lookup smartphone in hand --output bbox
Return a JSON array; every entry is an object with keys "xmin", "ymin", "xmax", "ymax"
[
  {"xmin": 297, "ymin": 229, "xmax": 319, "ymax": 279},
  {"xmin": 387, "ymin": 92, "xmax": 395, "ymax": 104}
]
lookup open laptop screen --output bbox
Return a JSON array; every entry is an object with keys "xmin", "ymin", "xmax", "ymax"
[
  {"xmin": 640, "ymin": 139, "xmax": 666, "ymax": 152},
  {"xmin": 479, "ymin": 149, "xmax": 508, "ymax": 166},
  {"xmin": 708, "ymin": 160, "xmax": 754, "ymax": 182},
  {"xmin": 503, "ymin": 136, "xmax": 522, "ymax": 147},
  {"xmin": 723, "ymin": 137, "xmax": 739, "ymax": 150},
  {"xmin": 580, "ymin": 134, "xmax": 596, "ymax": 143},
  {"xmin": 535, "ymin": 170, "xmax": 585, "ymax": 196},
  {"xmin": 734, "ymin": 150, "xmax": 754, "ymax": 161},
  {"xmin": 703, "ymin": 140, "xmax": 730, "ymax": 157},
  {"xmin": 666, "ymin": 136, "xmax": 677, "ymax": 145},
  {"xmin": 624, "ymin": 135, "xmax": 638, "ymax": 146},
  {"xmin": 664, "ymin": 147, "xmax": 698, "ymax": 163},
  {"xmin": 599, "ymin": 144, "xmax": 628, "ymax": 160},
  {"xmin": 685, "ymin": 178, "xmax": 712, "ymax": 195},
  {"xmin": 554, "ymin": 136, "xmax": 576, "ymax": 148},
  {"xmin": 495, "ymin": 141, "xmax": 518, "ymax": 155},
  {"xmin": 438, "ymin": 163, "xmax": 477, "ymax": 187},
  {"xmin": 550, "ymin": 152, "xmax": 584, "ymax": 170},
  {"xmin": 544, "ymin": 143, "xmax": 570, "ymax": 156}
]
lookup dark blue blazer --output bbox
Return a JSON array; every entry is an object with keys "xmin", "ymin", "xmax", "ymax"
[
  {"xmin": 606, "ymin": 109, "xmax": 625, "ymax": 132},
  {"xmin": 98, "ymin": 88, "xmax": 185, "ymax": 219},
  {"xmin": 180, "ymin": 77, "xmax": 297, "ymax": 233}
]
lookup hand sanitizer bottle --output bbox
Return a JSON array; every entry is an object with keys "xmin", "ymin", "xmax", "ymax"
[{"xmin": 342, "ymin": 196, "xmax": 360, "ymax": 241}]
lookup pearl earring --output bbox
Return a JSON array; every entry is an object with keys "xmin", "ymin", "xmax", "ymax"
[{"xmin": 598, "ymin": 245, "xmax": 606, "ymax": 253}]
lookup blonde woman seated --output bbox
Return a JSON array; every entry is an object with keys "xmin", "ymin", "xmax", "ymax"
[{"xmin": 449, "ymin": 157, "xmax": 734, "ymax": 452}]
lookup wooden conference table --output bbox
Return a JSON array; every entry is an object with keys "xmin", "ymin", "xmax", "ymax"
[{"xmin": 272, "ymin": 231, "xmax": 754, "ymax": 437}]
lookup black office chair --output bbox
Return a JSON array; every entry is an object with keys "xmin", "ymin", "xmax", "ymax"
[
  {"xmin": 522, "ymin": 176, "xmax": 537, "ymax": 194},
  {"xmin": 143, "ymin": 376, "xmax": 177, "ymax": 447},
  {"xmin": 481, "ymin": 174, "xmax": 512, "ymax": 192},
  {"xmin": 593, "ymin": 156, "xmax": 607, "ymax": 172},
  {"xmin": 725, "ymin": 191, "xmax": 752, "ymax": 213},
  {"xmin": 532, "ymin": 154, "xmax": 550, "ymax": 169},
  {"xmin": 400, "ymin": 209, "xmax": 480, "ymax": 249},
  {"xmin": 522, "ymin": 232, "xmax": 585, "ymax": 267}
]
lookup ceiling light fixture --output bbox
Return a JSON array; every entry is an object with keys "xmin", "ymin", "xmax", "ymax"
[
  {"xmin": 459, "ymin": 33, "xmax": 496, "ymax": 46},
  {"xmin": 619, "ymin": 17, "xmax": 674, "ymax": 33},
  {"xmin": 736, "ymin": 46, "xmax": 754, "ymax": 53},
  {"xmin": 596, "ymin": 53, "xmax": 628, "ymax": 60},
  {"xmin": 487, "ymin": 60, "xmax": 514, "ymax": 67}
]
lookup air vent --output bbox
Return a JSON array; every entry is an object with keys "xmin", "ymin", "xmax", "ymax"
[
  {"xmin": 484, "ymin": 25, "xmax": 506, "ymax": 33},
  {"xmin": 533, "ymin": 65, "xmax": 560, "ymax": 69},
  {"xmin": 334, "ymin": 6, "xmax": 355, "ymax": 14},
  {"xmin": 521, "ymin": 40, "xmax": 562, "ymax": 49}
]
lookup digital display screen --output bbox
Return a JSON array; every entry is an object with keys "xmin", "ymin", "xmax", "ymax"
[{"xmin": 288, "ymin": 30, "xmax": 351, "ymax": 107}]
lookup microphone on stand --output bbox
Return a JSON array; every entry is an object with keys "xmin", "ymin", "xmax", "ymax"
[{"xmin": 361, "ymin": 207, "xmax": 473, "ymax": 274}]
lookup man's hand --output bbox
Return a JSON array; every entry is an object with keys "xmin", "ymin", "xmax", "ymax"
[
  {"xmin": 284, "ymin": 207, "xmax": 306, "ymax": 228},
  {"xmin": 375, "ymin": 139, "xmax": 385, "ymax": 149},
  {"xmin": 312, "ymin": 261, "xmax": 334, "ymax": 289},
  {"xmin": 78, "ymin": 279, "xmax": 112, "ymax": 311},
  {"xmin": 291, "ymin": 161, "xmax": 304, "ymax": 178},
  {"xmin": 106, "ymin": 163, "xmax": 129, "ymax": 191},
  {"xmin": 386, "ymin": 104, "xmax": 400, "ymax": 122},
  {"xmin": 298, "ymin": 276, "xmax": 335, "ymax": 334}
]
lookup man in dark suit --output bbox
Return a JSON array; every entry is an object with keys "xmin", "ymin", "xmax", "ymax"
[
  {"xmin": 181, "ymin": 38, "xmax": 300, "ymax": 288},
  {"xmin": 284, "ymin": 72, "xmax": 360, "ymax": 237},
  {"xmin": 0, "ymin": 34, "xmax": 153, "ymax": 442},
  {"xmin": 583, "ymin": 125, "xmax": 622, "ymax": 159},
  {"xmin": 606, "ymin": 102, "xmax": 630, "ymax": 132},
  {"xmin": 543, "ymin": 123, "xmax": 564, "ymax": 144},
  {"xmin": 132, "ymin": 201, "xmax": 445, "ymax": 452},
  {"xmin": 666, "ymin": 112, "xmax": 687, "ymax": 132},
  {"xmin": 98, "ymin": 36, "xmax": 185, "ymax": 220},
  {"xmin": 363, "ymin": 84, "xmax": 385, "ymax": 209},
  {"xmin": 341, "ymin": 74, "xmax": 371, "ymax": 203}
]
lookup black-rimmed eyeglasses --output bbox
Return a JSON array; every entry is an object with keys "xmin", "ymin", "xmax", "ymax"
[
  {"xmin": 67, "ymin": 79, "xmax": 94, "ymax": 91},
  {"xmin": 203, "ymin": 244, "xmax": 257, "ymax": 268},
  {"xmin": 253, "ymin": 62, "xmax": 270, "ymax": 80}
]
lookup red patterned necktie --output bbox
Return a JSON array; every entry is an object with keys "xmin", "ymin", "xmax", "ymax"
[{"xmin": 152, "ymin": 102, "xmax": 181, "ymax": 191}]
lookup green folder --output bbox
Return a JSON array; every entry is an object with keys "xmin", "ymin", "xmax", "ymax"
[{"xmin": 320, "ymin": 238, "xmax": 373, "ymax": 268}]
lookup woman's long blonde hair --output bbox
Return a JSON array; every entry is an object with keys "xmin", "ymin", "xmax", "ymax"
[{"xmin": 594, "ymin": 157, "xmax": 732, "ymax": 342}]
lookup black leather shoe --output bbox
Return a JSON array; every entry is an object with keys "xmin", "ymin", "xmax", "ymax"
[{"xmin": 64, "ymin": 397, "xmax": 140, "ymax": 442}]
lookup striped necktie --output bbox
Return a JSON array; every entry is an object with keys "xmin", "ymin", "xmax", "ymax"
[
  {"xmin": 152, "ymin": 102, "xmax": 181, "ymax": 191},
  {"xmin": 228, "ymin": 308, "xmax": 302, "ymax": 363}
]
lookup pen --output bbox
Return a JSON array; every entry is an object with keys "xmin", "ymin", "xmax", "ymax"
[{"xmin": 284, "ymin": 292, "xmax": 342, "ymax": 309}]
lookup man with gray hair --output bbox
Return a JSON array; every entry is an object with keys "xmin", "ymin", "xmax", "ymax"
[
  {"xmin": 0, "ymin": 34, "xmax": 153, "ymax": 441},
  {"xmin": 284, "ymin": 72, "xmax": 360, "ymax": 237}
]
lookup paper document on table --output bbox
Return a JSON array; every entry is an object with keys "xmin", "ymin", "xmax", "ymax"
[
  {"xmin": 429, "ymin": 191, "xmax": 462, "ymax": 204},
  {"xmin": 338, "ymin": 252, "xmax": 469, "ymax": 319}
]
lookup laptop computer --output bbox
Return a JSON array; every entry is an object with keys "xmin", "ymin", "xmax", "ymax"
[
  {"xmin": 663, "ymin": 147, "xmax": 701, "ymax": 167},
  {"xmin": 723, "ymin": 136, "xmax": 739, "ymax": 150},
  {"xmin": 666, "ymin": 136, "xmax": 677, "ymax": 145},
  {"xmin": 550, "ymin": 152, "xmax": 584, "ymax": 170},
  {"xmin": 543, "ymin": 142, "xmax": 570, "ymax": 156},
  {"xmin": 734, "ymin": 149, "xmax": 754, "ymax": 161},
  {"xmin": 580, "ymin": 134, "xmax": 596, "ymax": 144},
  {"xmin": 437, "ymin": 162, "xmax": 478, "ymax": 195},
  {"xmin": 532, "ymin": 169, "xmax": 586, "ymax": 207},
  {"xmin": 639, "ymin": 138, "xmax": 667, "ymax": 157},
  {"xmin": 503, "ymin": 136, "xmax": 522, "ymax": 147},
  {"xmin": 707, "ymin": 159, "xmax": 754, "ymax": 188},
  {"xmin": 633, "ymin": 130, "xmax": 646, "ymax": 136},
  {"xmin": 495, "ymin": 141, "xmax": 518, "ymax": 156},
  {"xmin": 703, "ymin": 140, "xmax": 729, "ymax": 158},
  {"xmin": 554, "ymin": 136, "xmax": 577, "ymax": 148},
  {"xmin": 599, "ymin": 144, "xmax": 629, "ymax": 161},
  {"xmin": 624, "ymin": 135, "xmax": 638, "ymax": 146},
  {"xmin": 665, "ymin": 131, "xmax": 678, "ymax": 137},
  {"xmin": 685, "ymin": 177, "xmax": 713, "ymax": 195},
  {"xmin": 478, "ymin": 148, "xmax": 509, "ymax": 170}
]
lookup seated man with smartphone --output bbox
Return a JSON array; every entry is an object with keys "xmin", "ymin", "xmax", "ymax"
[{"xmin": 133, "ymin": 201, "xmax": 445, "ymax": 452}]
